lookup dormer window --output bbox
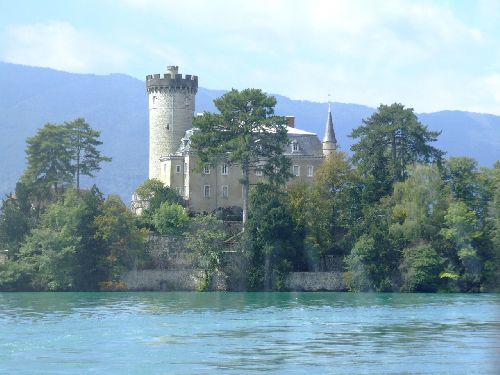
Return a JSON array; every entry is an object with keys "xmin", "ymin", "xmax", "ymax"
[{"xmin": 292, "ymin": 141, "xmax": 299, "ymax": 152}]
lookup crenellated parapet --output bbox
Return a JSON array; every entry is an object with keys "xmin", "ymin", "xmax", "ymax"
[{"xmin": 146, "ymin": 70, "xmax": 198, "ymax": 94}]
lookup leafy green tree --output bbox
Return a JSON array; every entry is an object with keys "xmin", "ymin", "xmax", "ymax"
[
  {"xmin": 18, "ymin": 227, "xmax": 77, "ymax": 291},
  {"xmin": 245, "ymin": 184, "xmax": 305, "ymax": 290},
  {"xmin": 0, "ymin": 195, "xmax": 30, "ymax": 258},
  {"xmin": 350, "ymin": 103, "xmax": 443, "ymax": 202},
  {"xmin": 65, "ymin": 118, "xmax": 111, "ymax": 191},
  {"xmin": 390, "ymin": 164, "xmax": 447, "ymax": 246},
  {"xmin": 134, "ymin": 179, "xmax": 185, "ymax": 229},
  {"xmin": 345, "ymin": 234, "xmax": 376, "ymax": 291},
  {"xmin": 153, "ymin": 202, "xmax": 190, "ymax": 236},
  {"xmin": 346, "ymin": 198, "xmax": 397, "ymax": 291},
  {"xmin": 441, "ymin": 201, "xmax": 482, "ymax": 290},
  {"xmin": 24, "ymin": 123, "xmax": 73, "ymax": 198},
  {"xmin": 94, "ymin": 196, "xmax": 146, "ymax": 281},
  {"xmin": 186, "ymin": 214, "xmax": 227, "ymax": 291},
  {"xmin": 400, "ymin": 243, "xmax": 444, "ymax": 292},
  {"xmin": 191, "ymin": 89, "xmax": 291, "ymax": 225},
  {"xmin": 314, "ymin": 150, "xmax": 363, "ymax": 258}
]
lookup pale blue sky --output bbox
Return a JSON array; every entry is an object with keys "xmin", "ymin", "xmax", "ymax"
[{"xmin": 1, "ymin": 0, "xmax": 499, "ymax": 114}]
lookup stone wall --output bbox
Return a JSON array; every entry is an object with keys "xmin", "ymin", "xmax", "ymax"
[
  {"xmin": 123, "ymin": 235, "xmax": 347, "ymax": 292},
  {"xmin": 122, "ymin": 269, "xmax": 346, "ymax": 292},
  {"xmin": 122, "ymin": 269, "xmax": 200, "ymax": 291},
  {"xmin": 146, "ymin": 235, "xmax": 194, "ymax": 270},
  {"xmin": 286, "ymin": 272, "xmax": 347, "ymax": 292}
]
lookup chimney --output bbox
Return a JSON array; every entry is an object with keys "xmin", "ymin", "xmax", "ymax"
[
  {"xmin": 285, "ymin": 116, "xmax": 295, "ymax": 128},
  {"xmin": 167, "ymin": 65, "xmax": 179, "ymax": 78}
]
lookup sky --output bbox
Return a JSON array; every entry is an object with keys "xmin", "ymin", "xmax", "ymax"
[{"xmin": 1, "ymin": 0, "xmax": 499, "ymax": 114}]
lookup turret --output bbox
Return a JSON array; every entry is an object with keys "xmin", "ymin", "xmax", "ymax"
[
  {"xmin": 146, "ymin": 66, "xmax": 198, "ymax": 179},
  {"xmin": 322, "ymin": 102, "xmax": 337, "ymax": 156}
]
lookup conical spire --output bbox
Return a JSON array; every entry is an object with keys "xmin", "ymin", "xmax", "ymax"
[{"xmin": 322, "ymin": 101, "xmax": 337, "ymax": 156}]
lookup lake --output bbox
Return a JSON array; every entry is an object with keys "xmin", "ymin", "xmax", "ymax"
[{"xmin": 0, "ymin": 292, "xmax": 499, "ymax": 374}]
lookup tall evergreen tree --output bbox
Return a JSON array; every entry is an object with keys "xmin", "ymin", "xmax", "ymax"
[
  {"xmin": 65, "ymin": 118, "xmax": 111, "ymax": 191},
  {"xmin": 350, "ymin": 103, "xmax": 444, "ymax": 201},
  {"xmin": 191, "ymin": 89, "xmax": 291, "ymax": 225},
  {"xmin": 24, "ymin": 123, "xmax": 73, "ymax": 198}
]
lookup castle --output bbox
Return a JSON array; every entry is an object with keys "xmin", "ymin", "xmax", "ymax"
[{"xmin": 139, "ymin": 66, "xmax": 336, "ymax": 213}]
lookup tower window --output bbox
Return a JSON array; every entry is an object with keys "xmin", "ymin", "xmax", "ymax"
[
  {"xmin": 152, "ymin": 96, "xmax": 157, "ymax": 105},
  {"xmin": 293, "ymin": 165, "xmax": 300, "ymax": 176},
  {"xmin": 222, "ymin": 185, "xmax": 229, "ymax": 198},
  {"xmin": 204, "ymin": 185, "xmax": 211, "ymax": 198},
  {"xmin": 221, "ymin": 164, "xmax": 229, "ymax": 175},
  {"xmin": 166, "ymin": 123, "xmax": 170, "ymax": 130},
  {"xmin": 307, "ymin": 165, "xmax": 314, "ymax": 177}
]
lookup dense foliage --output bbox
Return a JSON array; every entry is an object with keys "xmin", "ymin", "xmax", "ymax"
[
  {"xmin": 242, "ymin": 103, "xmax": 499, "ymax": 292},
  {"xmin": 1, "ymin": 102, "xmax": 498, "ymax": 292}
]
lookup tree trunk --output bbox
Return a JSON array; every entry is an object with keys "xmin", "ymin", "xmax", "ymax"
[
  {"xmin": 242, "ymin": 161, "xmax": 249, "ymax": 228},
  {"xmin": 76, "ymin": 148, "xmax": 80, "ymax": 193}
]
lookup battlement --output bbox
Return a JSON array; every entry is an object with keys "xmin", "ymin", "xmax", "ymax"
[{"xmin": 146, "ymin": 66, "xmax": 198, "ymax": 92}]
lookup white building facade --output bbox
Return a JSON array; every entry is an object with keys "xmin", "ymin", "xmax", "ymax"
[{"xmin": 141, "ymin": 66, "xmax": 337, "ymax": 213}]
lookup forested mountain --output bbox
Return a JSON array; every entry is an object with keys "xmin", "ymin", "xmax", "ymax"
[{"xmin": 1, "ymin": 61, "xmax": 499, "ymax": 201}]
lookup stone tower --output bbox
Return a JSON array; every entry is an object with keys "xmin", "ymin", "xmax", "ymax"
[
  {"xmin": 322, "ymin": 102, "xmax": 337, "ymax": 156},
  {"xmin": 146, "ymin": 66, "xmax": 198, "ymax": 179}
]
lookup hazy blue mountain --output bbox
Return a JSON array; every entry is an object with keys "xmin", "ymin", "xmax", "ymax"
[{"xmin": 1, "ymin": 62, "xmax": 498, "ymax": 202}]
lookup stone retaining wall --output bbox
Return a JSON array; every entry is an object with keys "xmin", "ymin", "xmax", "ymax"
[
  {"xmin": 286, "ymin": 272, "xmax": 347, "ymax": 291},
  {"xmin": 122, "ymin": 270, "xmax": 346, "ymax": 292}
]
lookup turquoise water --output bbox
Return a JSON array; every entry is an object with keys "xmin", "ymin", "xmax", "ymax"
[{"xmin": 0, "ymin": 293, "xmax": 499, "ymax": 374}]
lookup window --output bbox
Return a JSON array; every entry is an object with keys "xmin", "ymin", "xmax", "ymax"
[
  {"xmin": 152, "ymin": 96, "xmax": 157, "ymax": 105},
  {"xmin": 203, "ymin": 164, "xmax": 210, "ymax": 174},
  {"xmin": 221, "ymin": 164, "xmax": 229, "ymax": 175},
  {"xmin": 222, "ymin": 185, "xmax": 229, "ymax": 198},
  {"xmin": 204, "ymin": 185, "xmax": 211, "ymax": 198},
  {"xmin": 256, "ymin": 169, "xmax": 263, "ymax": 176},
  {"xmin": 176, "ymin": 165, "xmax": 181, "ymax": 174},
  {"xmin": 293, "ymin": 165, "xmax": 300, "ymax": 176},
  {"xmin": 307, "ymin": 165, "xmax": 314, "ymax": 177},
  {"xmin": 184, "ymin": 163, "xmax": 188, "ymax": 174},
  {"xmin": 292, "ymin": 141, "xmax": 299, "ymax": 152}
]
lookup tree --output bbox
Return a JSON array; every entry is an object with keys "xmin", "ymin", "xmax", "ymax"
[
  {"xmin": 191, "ymin": 89, "xmax": 291, "ymax": 225},
  {"xmin": 186, "ymin": 214, "xmax": 227, "ymax": 291},
  {"xmin": 65, "ymin": 118, "xmax": 111, "ymax": 191},
  {"xmin": 24, "ymin": 123, "xmax": 73, "ymax": 198},
  {"xmin": 153, "ymin": 202, "xmax": 190, "ymax": 236},
  {"xmin": 134, "ymin": 179, "xmax": 185, "ymax": 229},
  {"xmin": 441, "ymin": 201, "xmax": 482, "ymax": 290},
  {"xmin": 400, "ymin": 243, "xmax": 444, "ymax": 292},
  {"xmin": 345, "ymin": 234, "xmax": 376, "ymax": 291},
  {"xmin": 245, "ymin": 184, "xmax": 305, "ymax": 290},
  {"xmin": 390, "ymin": 164, "xmax": 447, "ymax": 246},
  {"xmin": 94, "ymin": 196, "xmax": 146, "ymax": 282},
  {"xmin": 350, "ymin": 103, "xmax": 443, "ymax": 202}
]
